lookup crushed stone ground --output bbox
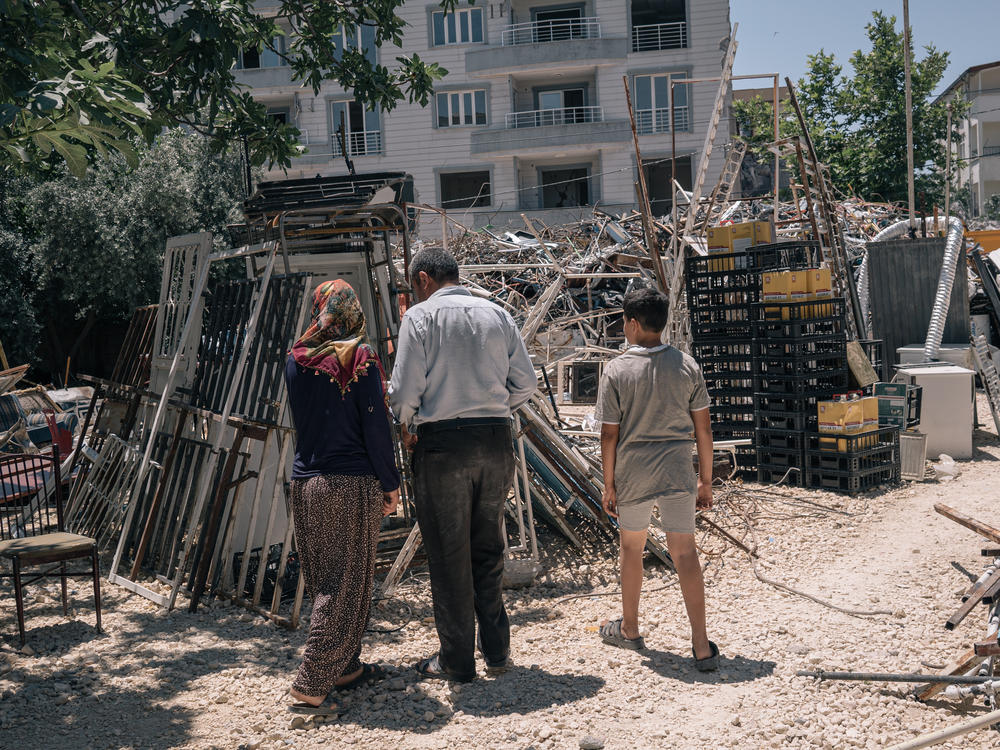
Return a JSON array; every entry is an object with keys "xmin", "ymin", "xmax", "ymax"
[{"xmin": 2, "ymin": 397, "xmax": 1000, "ymax": 749}]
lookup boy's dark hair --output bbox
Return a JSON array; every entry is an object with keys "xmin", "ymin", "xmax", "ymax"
[
  {"xmin": 410, "ymin": 247, "xmax": 460, "ymax": 283},
  {"xmin": 623, "ymin": 286, "xmax": 669, "ymax": 332}
]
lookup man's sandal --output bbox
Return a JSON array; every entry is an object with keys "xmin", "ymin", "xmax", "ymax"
[
  {"xmin": 599, "ymin": 618, "xmax": 645, "ymax": 651},
  {"xmin": 415, "ymin": 654, "xmax": 476, "ymax": 683},
  {"xmin": 289, "ymin": 692, "xmax": 339, "ymax": 716},
  {"xmin": 336, "ymin": 662, "xmax": 387, "ymax": 691},
  {"xmin": 693, "ymin": 641, "xmax": 720, "ymax": 672}
]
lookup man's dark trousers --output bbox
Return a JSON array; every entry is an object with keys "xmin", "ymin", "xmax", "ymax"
[{"xmin": 412, "ymin": 419, "xmax": 514, "ymax": 680}]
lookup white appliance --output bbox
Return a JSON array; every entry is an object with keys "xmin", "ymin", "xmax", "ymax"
[
  {"xmin": 896, "ymin": 343, "xmax": 974, "ymax": 370},
  {"xmin": 894, "ymin": 364, "xmax": 975, "ymax": 459}
]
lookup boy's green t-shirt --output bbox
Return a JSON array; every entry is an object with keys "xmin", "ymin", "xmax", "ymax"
[{"xmin": 594, "ymin": 344, "xmax": 710, "ymax": 504}]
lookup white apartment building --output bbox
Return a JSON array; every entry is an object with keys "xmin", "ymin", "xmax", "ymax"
[
  {"xmin": 937, "ymin": 60, "xmax": 1000, "ymax": 217},
  {"xmin": 236, "ymin": 0, "xmax": 733, "ymax": 231}
]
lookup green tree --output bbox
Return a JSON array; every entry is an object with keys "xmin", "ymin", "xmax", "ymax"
[
  {"xmin": 1, "ymin": 0, "xmax": 450, "ymax": 176},
  {"xmin": 0, "ymin": 129, "xmax": 247, "ymax": 373},
  {"xmin": 730, "ymin": 12, "xmax": 965, "ymax": 205}
]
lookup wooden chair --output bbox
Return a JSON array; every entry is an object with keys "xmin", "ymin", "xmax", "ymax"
[{"xmin": 0, "ymin": 448, "xmax": 101, "ymax": 644}]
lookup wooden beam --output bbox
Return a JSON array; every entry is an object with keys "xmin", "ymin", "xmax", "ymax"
[
  {"xmin": 935, "ymin": 504, "xmax": 1000, "ymax": 545},
  {"xmin": 914, "ymin": 648, "xmax": 985, "ymax": 701}
]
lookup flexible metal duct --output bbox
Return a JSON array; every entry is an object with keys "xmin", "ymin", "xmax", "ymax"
[
  {"xmin": 923, "ymin": 216, "xmax": 964, "ymax": 361},
  {"xmin": 856, "ymin": 219, "xmax": 912, "ymax": 337}
]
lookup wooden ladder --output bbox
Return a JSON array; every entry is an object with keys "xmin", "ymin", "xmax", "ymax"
[{"xmin": 666, "ymin": 24, "xmax": 738, "ymax": 347}]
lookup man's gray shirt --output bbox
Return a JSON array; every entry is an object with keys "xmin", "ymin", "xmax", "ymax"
[{"xmin": 388, "ymin": 286, "xmax": 537, "ymax": 430}]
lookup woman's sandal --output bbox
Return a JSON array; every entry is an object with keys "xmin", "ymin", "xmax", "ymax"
[
  {"xmin": 289, "ymin": 692, "xmax": 339, "ymax": 716},
  {"xmin": 693, "ymin": 641, "xmax": 721, "ymax": 672},
  {"xmin": 599, "ymin": 617, "xmax": 646, "ymax": 651},
  {"xmin": 335, "ymin": 662, "xmax": 387, "ymax": 691}
]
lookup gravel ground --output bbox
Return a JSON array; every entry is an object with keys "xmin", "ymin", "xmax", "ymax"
[{"xmin": 3, "ymin": 395, "xmax": 1000, "ymax": 750}]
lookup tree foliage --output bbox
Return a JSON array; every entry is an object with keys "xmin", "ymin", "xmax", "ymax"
[
  {"xmin": 1, "ymin": 0, "xmax": 451, "ymax": 176},
  {"xmin": 0, "ymin": 129, "xmax": 246, "ymax": 369},
  {"xmin": 731, "ymin": 11, "xmax": 965, "ymax": 205}
]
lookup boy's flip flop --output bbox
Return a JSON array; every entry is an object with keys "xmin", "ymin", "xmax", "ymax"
[
  {"xmin": 692, "ymin": 641, "xmax": 721, "ymax": 672},
  {"xmin": 335, "ymin": 662, "xmax": 387, "ymax": 691},
  {"xmin": 289, "ymin": 692, "xmax": 339, "ymax": 716},
  {"xmin": 415, "ymin": 654, "xmax": 476, "ymax": 683},
  {"xmin": 599, "ymin": 617, "xmax": 645, "ymax": 651}
]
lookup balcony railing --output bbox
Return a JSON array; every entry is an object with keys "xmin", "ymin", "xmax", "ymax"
[
  {"xmin": 501, "ymin": 17, "xmax": 601, "ymax": 46},
  {"xmin": 635, "ymin": 106, "xmax": 690, "ymax": 134},
  {"xmin": 330, "ymin": 130, "xmax": 383, "ymax": 157},
  {"xmin": 505, "ymin": 106, "xmax": 604, "ymax": 129},
  {"xmin": 631, "ymin": 21, "xmax": 687, "ymax": 52}
]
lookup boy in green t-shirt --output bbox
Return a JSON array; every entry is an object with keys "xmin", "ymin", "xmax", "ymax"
[{"xmin": 594, "ymin": 286, "xmax": 719, "ymax": 671}]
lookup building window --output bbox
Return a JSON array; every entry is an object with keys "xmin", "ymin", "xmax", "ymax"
[
  {"xmin": 440, "ymin": 171, "xmax": 491, "ymax": 208},
  {"xmin": 436, "ymin": 90, "xmax": 487, "ymax": 127},
  {"xmin": 236, "ymin": 36, "xmax": 288, "ymax": 69},
  {"xmin": 631, "ymin": 0, "xmax": 687, "ymax": 52},
  {"xmin": 333, "ymin": 23, "xmax": 377, "ymax": 66},
  {"xmin": 633, "ymin": 73, "xmax": 689, "ymax": 134},
  {"xmin": 432, "ymin": 7, "xmax": 484, "ymax": 46},
  {"xmin": 643, "ymin": 156, "xmax": 691, "ymax": 215},
  {"xmin": 540, "ymin": 167, "xmax": 590, "ymax": 208},
  {"xmin": 266, "ymin": 106, "xmax": 291, "ymax": 125},
  {"xmin": 329, "ymin": 100, "xmax": 382, "ymax": 157}
]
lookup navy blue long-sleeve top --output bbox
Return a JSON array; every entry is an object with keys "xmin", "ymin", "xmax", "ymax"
[{"xmin": 284, "ymin": 354, "xmax": 401, "ymax": 492}]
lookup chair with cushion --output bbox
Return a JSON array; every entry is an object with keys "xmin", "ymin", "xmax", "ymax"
[{"xmin": 0, "ymin": 448, "xmax": 101, "ymax": 644}]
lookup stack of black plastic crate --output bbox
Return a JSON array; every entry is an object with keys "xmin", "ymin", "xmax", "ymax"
[
  {"xmin": 685, "ymin": 251, "xmax": 758, "ymax": 476},
  {"xmin": 745, "ymin": 242, "xmax": 844, "ymax": 487}
]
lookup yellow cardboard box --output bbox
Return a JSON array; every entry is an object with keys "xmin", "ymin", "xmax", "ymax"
[
  {"xmin": 818, "ymin": 400, "xmax": 847, "ymax": 434},
  {"xmin": 806, "ymin": 267, "xmax": 833, "ymax": 318},
  {"xmin": 752, "ymin": 220, "xmax": 774, "ymax": 244},
  {"xmin": 861, "ymin": 397, "xmax": 878, "ymax": 433},
  {"xmin": 762, "ymin": 270, "xmax": 790, "ymax": 319}
]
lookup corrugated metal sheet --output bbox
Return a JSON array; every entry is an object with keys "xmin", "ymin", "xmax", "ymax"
[{"xmin": 867, "ymin": 237, "xmax": 969, "ymax": 370}]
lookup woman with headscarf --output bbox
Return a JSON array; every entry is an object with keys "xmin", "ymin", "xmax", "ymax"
[{"xmin": 284, "ymin": 280, "xmax": 400, "ymax": 716}]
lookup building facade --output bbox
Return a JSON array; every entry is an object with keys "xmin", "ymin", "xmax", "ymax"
[
  {"xmin": 936, "ymin": 60, "xmax": 1000, "ymax": 218},
  {"xmin": 237, "ymin": 0, "xmax": 733, "ymax": 231}
]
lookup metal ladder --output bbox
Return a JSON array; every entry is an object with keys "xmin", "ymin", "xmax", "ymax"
[
  {"xmin": 699, "ymin": 139, "xmax": 747, "ymax": 234},
  {"xmin": 972, "ymin": 333, "xmax": 1000, "ymax": 435}
]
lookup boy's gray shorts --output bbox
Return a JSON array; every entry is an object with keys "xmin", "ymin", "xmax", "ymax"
[{"xmin": 617, "ymin": 489, "xmax": 696, "ymax": 534}]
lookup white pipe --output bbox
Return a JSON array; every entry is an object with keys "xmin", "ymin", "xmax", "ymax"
[
  {"xmin": 923, "ymin": 216, "xmax": 964, "ymax": 362},
  {"xmin": 885, "ymin": 707, "xmax": 1000, "ymax": 750}
]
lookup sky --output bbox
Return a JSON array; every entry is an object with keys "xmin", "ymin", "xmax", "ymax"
[{"xmin": 730, "ymin": 0, "xmax": 1000, "ymax": 96}]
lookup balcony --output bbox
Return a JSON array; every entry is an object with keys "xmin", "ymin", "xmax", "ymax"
[
  {"xmin": 631, "ymin": 21, "xmax": 687, "ymax": 52},
  {"xmin": 506, "ymin": 106, "xmax": 603, "ymax": 129},
  {"xmin": 635, "ymin": 106, "xmax": 690, "ymax": 134},
  {"xmin": 465, "ymin": 34, "xmax": 627, "ymax": 76},
  {"xmin": 331, "ymin": 131, "xmax": 383, "ymax": 158},
  {"xmin": 501, "ymin": 17, "xmax": 601, "ymax": 46}
]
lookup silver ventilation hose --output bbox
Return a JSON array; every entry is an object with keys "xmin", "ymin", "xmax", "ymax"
[{"xmin": 923, "ymin": 216, "xmax": 964, "ymax": 362}]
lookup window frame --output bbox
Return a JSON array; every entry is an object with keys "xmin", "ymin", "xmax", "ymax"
[
  {"xmin": 430, "ymin": 6, "xmax": 485, "ymax": 46},
  {"xmin": 435, "ymin": 89, "xmax": 488, "ymax": 128},
  {"xmin": 437, "ymin": 169, "xmax": 493, "ymax": 209},
  {"xmin": 327, "ymin": 99, "xmax": 383, "ymax": 157},
  {"xmin": 632, "ymin": 71, "xmax": 691, "ymax": 133},
  {"xmin": 236, "ymin": 35, "xmax": 288, "ymax": 70},
  {"xmin": 332, "ymin": 22, "xmax": 378, "ymax": 66}
]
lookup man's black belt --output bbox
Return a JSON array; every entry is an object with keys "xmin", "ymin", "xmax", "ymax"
[{"xmin": 416, "ymin": 417, "xmax": 509, "ymax": 435}]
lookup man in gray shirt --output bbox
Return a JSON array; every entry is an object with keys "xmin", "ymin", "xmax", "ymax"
[{"xmin": 389, "ymin": 247, "xmax": 536, "ymax": 682}]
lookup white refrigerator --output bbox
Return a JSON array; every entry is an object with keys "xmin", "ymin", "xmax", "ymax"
[{"xmin": 894, "ymin": 364, "xmax": 975, "ymax": 459}]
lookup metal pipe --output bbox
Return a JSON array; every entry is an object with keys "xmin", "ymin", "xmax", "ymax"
[{"xmin": 797, "ymin": 670, "xmax": 997, "ymax": 685}]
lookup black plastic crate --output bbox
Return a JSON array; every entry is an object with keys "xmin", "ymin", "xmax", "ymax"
[
  {"xmin": 686, "ymin": 254, "xmax": 759, "ymax": 294},
  {"xmin": 746, "ymin": 241, "xmax": 820, "ymax": 271},
  {"xmin": 755, "ymin": 445, "xmax": 805, "ymax": 469},
  {"xmin": 691, "ymin": 315, "xmax": 755, "ymax": 341},
  {"xmin": 752, "ymin": 298, "xmax": 846, "ymax": 324},
  {"xmin": 754, "ymin": 409, "xmax": 813, "ymax": 431},
  {"xmin": 753, "ymin": 369, "xmax": 850, "ymax": 396},
  {"xmin": 752, "ymin": 334, "xmax": 847, "ymax": 361},
  {"xmin": 734, "ymin": 444, "xmax": 757, "ymax": 480},
  {"xmin": 802, "ymin": 463, "xmax": 900, "ymax": 495},
  {"xmin": 755, "ymin": 428, "xmax": 807, "ymax": 451},
  {"xmin": 859, "ymin": 339, "xmax": 885, "ymax": 381},
  {"xmin": 753, "ymin": 315, "xmax": 846, "ymax": 340},
  {"xmin": 713, "ymin": 423, "xmax": 755, "ymax": 440},
  {"xmin": 754, "ymin": 392, "xmax": 827, "ymax": 415},
  {"xmin": 757, "ymin": 463, "xmax": 804, "ymax": 487},
  {"xmin": 692, "ymin": 339, "xmax": 754, "ymax": 363},
  {"xmin": 754, "ymin": 351, "xmax": 848, "ymax": 377}
]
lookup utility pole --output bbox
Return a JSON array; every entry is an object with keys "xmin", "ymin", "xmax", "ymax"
[
  {"xmin": 944, "ymin": 102, "xmax": 952, "ymax": 225},
  {"xmin": 902, "ymin": 0, "xmax": 916, "ymax": 231}
]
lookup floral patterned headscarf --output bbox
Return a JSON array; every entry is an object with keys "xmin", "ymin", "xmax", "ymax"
[{"xmin": 291, "ymin": 280, "xmax": 383, "ymax": 394}]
